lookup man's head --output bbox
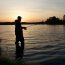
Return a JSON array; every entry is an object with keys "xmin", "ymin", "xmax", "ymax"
[{"xmin": 17, "ymin": 16, "xmax": 22, "ymax": 21}]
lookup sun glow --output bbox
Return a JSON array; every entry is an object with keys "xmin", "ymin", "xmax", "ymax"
[
  {"xmin": 0, "ymin": 0, "xmax": 65, "ymax": 22},
  {"xmin": 10, "ymin": 10, "xmax": 44, "ymax": 22},
  {"xmin": 9, "ymin": 10, "xmax": 29, "ymax": 22}
]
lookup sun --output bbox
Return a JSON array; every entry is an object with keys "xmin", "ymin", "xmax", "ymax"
[
  {"xmin": 10, "ymin": 10, "xmax": 31, "ymax": 22},
  {"xmin": 7, "ymin": 10, "xmax": 44, "ymax": 22},
  {"xmin": 12, "ymin": 11, "xmax": 24, "ymax": 19}
]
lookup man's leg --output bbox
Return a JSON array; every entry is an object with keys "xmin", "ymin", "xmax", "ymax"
[
  {"xmin": 20, "ymin": 37, "xmax": 24, "ymax": 58},
  {"xmin": 15, "ymin": 36, "xmax": 21, "ymax": 58}
]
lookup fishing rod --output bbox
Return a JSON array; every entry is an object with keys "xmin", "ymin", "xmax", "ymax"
[{"xmin": 22, "ymin": 24, "xmax": 35, "ymax": 29}]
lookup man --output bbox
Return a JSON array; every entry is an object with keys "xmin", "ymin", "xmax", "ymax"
[{"xmin": 15, "ymin": 16, "xmax": 26, "ymax": 58}]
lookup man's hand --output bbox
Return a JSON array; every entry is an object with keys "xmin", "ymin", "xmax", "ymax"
[
  {"xmin": 22, "ymin": 27, "xmax": 27, "ymax": 30},
  {"xmin": 24, "ymin": 27, "xmax": 27, "ymax": 30}
]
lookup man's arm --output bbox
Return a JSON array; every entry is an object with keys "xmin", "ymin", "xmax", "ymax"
[{"xmin": 21, "ymin": 27, "xmax": 27, "ymax": 30}]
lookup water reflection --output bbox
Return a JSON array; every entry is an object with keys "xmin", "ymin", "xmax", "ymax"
[
  {"xmin": 0, "ymin": 25, "xmax": 65, "ymax": 63},
  {"xmin": 15, "ymin": 42, "xmax": 24, "ymax": 59}
]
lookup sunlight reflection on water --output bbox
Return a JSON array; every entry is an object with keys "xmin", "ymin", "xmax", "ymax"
[{"xmin": 0, "ymin": 25, "xmax": 65, "ymax": 64}]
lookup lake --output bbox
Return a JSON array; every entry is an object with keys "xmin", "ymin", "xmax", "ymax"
[{"xmin": 0, "ymin": 25, "xmax": 65, "ymax": 65}]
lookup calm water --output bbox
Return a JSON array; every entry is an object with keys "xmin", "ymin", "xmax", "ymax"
[{"xmin": 0, "ymin": 25, "xmax": 65, "ymax": 64}]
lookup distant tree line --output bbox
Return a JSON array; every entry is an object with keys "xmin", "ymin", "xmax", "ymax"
[
  {"xmin": 0, "ymin": 15, "xmax": 65, "ymax": 25},
  {"xmin": 45, "ymin": 15, "xmax": 65, "ymax": 25}
]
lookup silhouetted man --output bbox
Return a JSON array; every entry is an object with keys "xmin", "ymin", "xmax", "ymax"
[{"xmin": 15, "ymin": 16, "xmax": 26, "ymax": 58}]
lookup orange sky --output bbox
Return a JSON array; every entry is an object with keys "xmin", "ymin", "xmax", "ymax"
[{"xmin": 0, "ymin": 0, "xmax": 65, "ymax": 22}]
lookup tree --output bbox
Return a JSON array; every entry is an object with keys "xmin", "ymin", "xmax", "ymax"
[
  {"xmin": 62, "ymin": 15, "xmax": 65, "ymax": 24},
  {"xmin": 63, "ymin": 15, "xmax": 65, "ymax": 21},
  {"xmin": 45, "ymin": 16, "xmax": 61, "ymax": 24}
]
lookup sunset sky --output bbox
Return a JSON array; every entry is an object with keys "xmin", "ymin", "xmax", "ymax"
[{"xmin": 0, "ymin": 0, "xmax": 65, "ymax": 22}]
